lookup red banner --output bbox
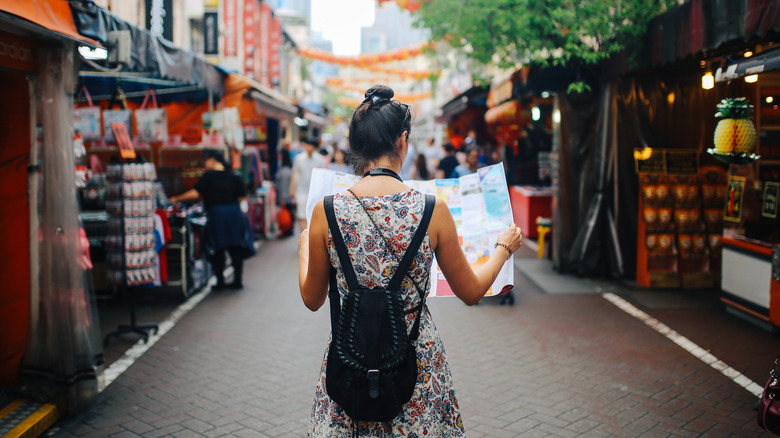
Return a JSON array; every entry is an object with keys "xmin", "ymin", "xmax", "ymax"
[{"xmin": 223, "ymin": 0, "xmax": 238, "ymax": 57}]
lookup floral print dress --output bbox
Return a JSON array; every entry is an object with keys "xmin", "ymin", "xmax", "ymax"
[{"xmin": 310, "ymin": 189, "xmax": 465, "ymax": 437}]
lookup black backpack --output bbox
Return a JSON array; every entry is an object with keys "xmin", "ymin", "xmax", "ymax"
[{"xmin": 323, "ymin": 193, "xmax": 435, "ymax": 422}]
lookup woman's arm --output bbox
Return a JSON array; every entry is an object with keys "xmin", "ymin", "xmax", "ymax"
[
  {"xmin": 430, "ymin": 199, "xmax": 523, "ymax": 305},
  {"xmin": 298, "ymin": 200, "xmax": 331, "ymax": 311},
  {"xmin": 170, "ymin": 189, "xmax": 200, "ymax": 204}
]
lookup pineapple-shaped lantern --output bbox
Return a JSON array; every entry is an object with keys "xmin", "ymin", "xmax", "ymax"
[{"xmin": 709, "ymin": 97, "xmax": 759, "ymax": 163}]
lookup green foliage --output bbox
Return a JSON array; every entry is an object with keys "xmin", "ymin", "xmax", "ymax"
[
  {"xmin": 414, "ymin": 0, "xmax": 678, "ymax": 88},
  {"xmin": 715, "ymin": 97, "xmax": 754, "ymax": 120},
  {"xmin": 566, "ymin": 80, "xmax": 591, "ymax": 94}
]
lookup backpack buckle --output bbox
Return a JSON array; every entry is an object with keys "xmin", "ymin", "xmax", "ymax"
[{"xmin": 367, "ymin": 369, "xmax": 380, "ymax": 399}]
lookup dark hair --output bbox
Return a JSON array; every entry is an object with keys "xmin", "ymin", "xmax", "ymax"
[
  {"xmin": 279, "ymin": 148, "xmax": 292, "ymax": 168},
  {"xmin": 204, "ymin": 149, "xmax": 229, "ymax": 168},
  {"xmin": 465, "ymin": 146, "xmax": 480, "ymax": 156},
  {"xmin": 348, "ymin": 85, "xmax": 412, "ymax": 175},
  {"xmin": 444, "ymin": 143, "xmax": 455, "ymax": 153},
  {"xmin": 415, "ymin": 153, "xmax": 430, "ymax": 180}
]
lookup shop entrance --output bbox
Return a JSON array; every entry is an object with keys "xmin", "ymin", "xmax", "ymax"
[{"xmin": 0, "ymin": 68, "xmax": 31, "ymax": 385}]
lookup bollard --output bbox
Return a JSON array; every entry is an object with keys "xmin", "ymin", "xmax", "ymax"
[{"xmin": 536, "ymin": 217, "xmax": 552, "ymax": 259}]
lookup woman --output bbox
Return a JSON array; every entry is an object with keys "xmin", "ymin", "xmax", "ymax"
[
  {"xmin": 298, "ymin": 85, "xmax": 523, "ymax": 436},
  {"xmin": 170, "ymin": 150, "xmax": 255, "ymax": 290},
  {"xmin": 451, "ymin": 146, "xmax": 481, "ymax": 178},
  {"xmin": 328, "ymin": 147, "xmax": 352, "ymax": 174}
]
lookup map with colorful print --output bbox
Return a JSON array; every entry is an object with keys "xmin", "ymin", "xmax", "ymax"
[{"xmin": 306, "ymin": 163, "xmax": 514, "ymax": 297}]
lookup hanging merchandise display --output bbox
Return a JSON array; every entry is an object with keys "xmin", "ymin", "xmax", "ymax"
[
  {"xmin": 105, "ymin": 163, "xmax": 159, "ymax": 287},
  {"xmin": 134, "ymin": 88, "xmax": 168, "ymax": 143},
  {"xmin": 73, "ymin": 86, "xmax": 102, "ymax": 141},
  {"xmin": 103, "ymin": 108, "xmax": 132, "ymax": 144},
  {"xmin": 708, "ymin": 97, "xmax": 759, "ymax": 164}
]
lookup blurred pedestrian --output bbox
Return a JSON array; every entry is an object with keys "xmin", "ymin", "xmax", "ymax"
[
  {"xmin": 298, "ymin": 84, "xmax": 524, "ymax": 436},
  {"xmin": 399, "ymin": 140, "xmax": 416, "ymax": 180},
  {"xmin": 410, "ymin": 152, "xmax": 431, "ymax": 180},
  {"xmin": 436, "ymin": 143, "xmax": 459, "ymax": 179},
  {"xmin": 451, "ymin": 146, "xmax": 482, "ymax": 178},
  {"xmin": 421, "ymin": 136, "xmax": 443, "ymax": 177},
  {"xmin": 275, "ymin": 148, "xmax": 294, "ymax": 237},
  {"xmin": 328, "ymin": 147, "xmax": 352, "ymax": 174},
  {"xmin": 291, "ymin": 137, "xmax": 325, "ymax": 231},
  {"xmin": 169, "ymin": 150, "xmax": 255, "ymax": 290}
]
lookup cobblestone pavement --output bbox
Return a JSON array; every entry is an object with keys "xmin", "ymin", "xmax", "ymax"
[{"xmin": 48, "ymin": 235, "xmax": 779, "ymax": 437}]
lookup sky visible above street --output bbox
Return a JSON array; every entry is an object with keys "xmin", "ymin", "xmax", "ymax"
[{"xmin": 310, "ymin": 0, "xmax": 375, "ymax": 56}]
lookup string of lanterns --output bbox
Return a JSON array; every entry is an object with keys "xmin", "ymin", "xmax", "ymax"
[
  {"xmin": 337, "ymin": 90, "xmax": 433, "ymax": 107},
  {"xmin": 376, "ymin": 0, "xmax": 425, "ymax": 12},
  {"xmin": 297, "ymin": 42, "xmax": 432, "ymax": 65}
]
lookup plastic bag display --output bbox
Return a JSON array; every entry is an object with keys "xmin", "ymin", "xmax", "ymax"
[{"xmin": 103, "ymin": 109, "xmax": 132, "ymax": 144}]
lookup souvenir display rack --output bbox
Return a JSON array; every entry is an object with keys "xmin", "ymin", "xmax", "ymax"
[
  {"xmin": 635, "ymin": 158, "xmax": 727, "ymax": 289},
  {"xmin": 103, "ymin": 162, "xmax": 160, "ymax": 343}
]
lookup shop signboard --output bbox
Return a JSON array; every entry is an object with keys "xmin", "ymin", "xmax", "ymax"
[
  {"xmin": 0, "ymin": 29, "xmax": 38, "ymax": 73},
  {"xmin": 634, "ymin": 147, "xmax": 665, "ymax": 174},
  {"xmin": 763, "ymin": 181, "xmax": 779, "ymax": 219},
  {"xmin": 145, "ymin": 0, "xmax": 173, "ymax": 41},
  {"xmin": 665, "ymin": 149, "xmax": 699, "ymax": 175},
  {"xmin": 222, "ymin": 0, "xmax": 238, "ymax": 57},
  {"xmin": 724, "ymin": 175, "xmax": 746, "ymax": 222},
  {"xmin": 634, "ymin": 148, "xmax": 699, "ymax": 175},
  {"xmin": 203, "ymin": 12, "xmax": 218, "ymax": 55}
]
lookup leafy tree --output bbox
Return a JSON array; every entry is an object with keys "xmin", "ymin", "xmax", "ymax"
[{"xmin": 413, "ymin": 0, "xmax": 680, "ymax": 92}]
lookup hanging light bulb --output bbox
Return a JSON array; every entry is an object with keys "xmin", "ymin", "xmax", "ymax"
[
  {"xmin": 767, "ymin": 96, "xmax": 774, "ymax": 104},
  {"xmin": 745, "ymin": 74, "xmax": 758, "ymax": 83},
  {"xmin": 702, "ymin": 71, "xmax": 714, "ymax": 89}
]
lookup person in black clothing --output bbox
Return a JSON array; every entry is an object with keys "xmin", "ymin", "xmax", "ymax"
[
  {"xmin": 436, "ymin": 143, "xmax": 459, "ymax": 179},
  {"xmin": 170, "ymin": 150, "xmax": 255, "ymax": 290}
]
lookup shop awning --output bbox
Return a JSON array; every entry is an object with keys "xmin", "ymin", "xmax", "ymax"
[
  {"xmin": 437, "ymin": 85, "xmax": 488, "ymax": 123},
  {"xmin": 0, "ymin": 1, "xmax": 99, "ymax": 45},
  {"xmin": 302, "ymin": 110, "xmax": 327, "ymax": 127},
  {"xmin": 70, "ymin": 1, "xmax": 226, "ymax": 96},
  {"xmin": 484, "ymin": 100, "xmax": 530, "ymax": 126},
  {"xmin": 716, "ymin": 44, "xmax": 780, "ymax": 82},
  {"xmin": 641, "ymin": 0, "xmax": 780, "ymax": 69},
  {"xmin": 225, "ymin": 74, "xmax": 297, "ymax": 117}
]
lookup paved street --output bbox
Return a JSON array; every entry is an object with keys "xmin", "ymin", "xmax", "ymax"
[{"xmin": 48, "ymin": 235, "xmax": 779, "ymax": 437}]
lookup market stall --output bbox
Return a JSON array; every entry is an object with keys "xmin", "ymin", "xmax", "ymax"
[
  {"xmin": 0, "ymin": 0, "xmax": 104, "ymax": 418},
  {"xmin": 70, "ymin": 4, "xmax": 231, "ymax": 298}
]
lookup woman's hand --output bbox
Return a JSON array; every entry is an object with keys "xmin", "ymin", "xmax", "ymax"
[{"xmin": 495, "ymin": 224, "xmax": 523, "ymax": 257}]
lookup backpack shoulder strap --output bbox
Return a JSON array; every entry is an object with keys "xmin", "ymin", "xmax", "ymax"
[
  {"xmin": 323, "ymin": 195, "xmax": 361, "ymax": 291},
  {"xmin": 387, "ymin": 194, "xmax": 436, "ymax": 292}
]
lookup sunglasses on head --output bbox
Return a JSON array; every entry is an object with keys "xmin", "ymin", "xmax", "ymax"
[{"xmin": 400, "ymin": 103, "xmax": 411, "ymax": 131}]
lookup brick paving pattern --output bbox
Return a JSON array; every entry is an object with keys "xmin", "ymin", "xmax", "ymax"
[{"xmin": 49, "ymin": 236, "xmax": 778, "ymax": 437}]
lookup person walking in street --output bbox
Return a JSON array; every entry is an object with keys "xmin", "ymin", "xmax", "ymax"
[
  {"xmin": 169, "ymin": 150, "xmax": 255, "ymax": 290},
  {"xmin": 291, "ymin": 137, "xmax": 325, "ymax": 231},
  {"xmin": 297, "ymin": 85, "xmax": 524, "ymax": 436},
  {"xmin": 328, "ymin": 147, "xmax": 352, "ymax": 174},
  {"xmin": 451, "ymin": 146, "xmax": 482, "ymax": 178},
  {"xmin": 275, "ymin": 148, "xmax": 295, "ymax": 237},
  {"xmin": 421, "ymin": 136, "xmax": 443, "ymax": 177},
  {"xmin": 436, "ymin": 143, "xmax": 459, "ymax": 179}
]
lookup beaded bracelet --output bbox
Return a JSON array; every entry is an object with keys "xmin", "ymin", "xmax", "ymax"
[{"xmin": 494, "ymin": 242, "xmax": 513, "ymax": 259}]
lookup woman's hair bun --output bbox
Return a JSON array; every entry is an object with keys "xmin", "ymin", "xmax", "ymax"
[{"xmin": 365, "ymin": 85, "xmax": 394, "ymax": 100}]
